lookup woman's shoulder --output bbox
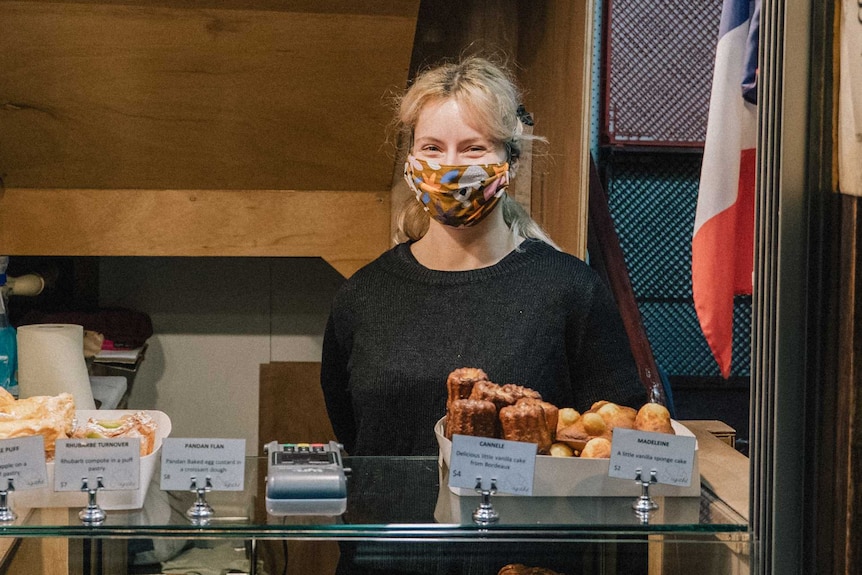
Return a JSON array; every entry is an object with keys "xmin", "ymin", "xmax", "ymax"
[
  {"xmin": 513, "ymin": 241, "xmax": 617, "ymax": 311},
  {"xmin": 329, "ymin": 244, "xmax": 408, "ymax": 301},
  {"xmin": 344, "ymin": 244, "xmax": 411, "ymax": 283},
  {"xmin": 521, "ymin": 239, "xmax": 602, "ymax": 281},
  {"xmin": 339, "ymin": 240, "xmax": 601, "ymax": 293}
]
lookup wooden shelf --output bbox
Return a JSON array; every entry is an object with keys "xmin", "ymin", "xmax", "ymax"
[
  {"xmin": 0, "ymin": 187, "xmax": 389, "ymax": 277},
  {"xmin": 0, "ymin": 0, "xmax": 418, "ymax": 275}
]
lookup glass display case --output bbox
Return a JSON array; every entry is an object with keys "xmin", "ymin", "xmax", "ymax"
[{"xmin": 1, "ymin": 446, "xmax": 751, "ymax": 575}]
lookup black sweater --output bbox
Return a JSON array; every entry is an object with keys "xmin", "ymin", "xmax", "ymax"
[{"xmin": 321, "ymin": 239, "xmax": 646, "ymax": 456}]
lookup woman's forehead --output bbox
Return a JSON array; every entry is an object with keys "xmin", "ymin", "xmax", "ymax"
[{"xmin": 414, "ymin": 99, "xmax": 492, "ymax": 141}]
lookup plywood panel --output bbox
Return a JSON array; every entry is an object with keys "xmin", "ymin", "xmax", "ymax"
[
  {"xmin": 517, "ymin": 0, "xmax": 592, "ymax": 257},
  {"xmin": 259, "ymin": 361, "xmax": 335, "ymax": 451},
  {"xmin": 258, "ymin": 361, "xmax": 339, "ymax": 574},
  {"xmin": 0, "ymin": 188, "xmax": 389, "ymax": 277},
  {"xmin": 0, "ymin": 0, "xmax": 418, "ymax": 191},
  {"xmin": 2, "ymin": 510, "xmax": 70, "ymax": 575}
]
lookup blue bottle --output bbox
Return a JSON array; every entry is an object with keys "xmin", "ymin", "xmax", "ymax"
[{"xmin": 0, "ymin": 259, "xmax": 17, "ymax": 393}]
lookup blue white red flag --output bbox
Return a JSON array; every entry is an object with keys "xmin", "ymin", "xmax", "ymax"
[{"xmin": 692, "ymin": 0, "xmax": 759, "ymax": 378}]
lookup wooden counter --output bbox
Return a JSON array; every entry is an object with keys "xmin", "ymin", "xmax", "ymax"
[{"xmin": 681, "ymin": 420, "xmax": 750, "ymax": 521}]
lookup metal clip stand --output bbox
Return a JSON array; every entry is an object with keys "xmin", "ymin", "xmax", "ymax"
[
  {"xmin": 472, "ymin": 478, "xmax": 500, "ymax": 525},
  {"xmin": 0, "ymin": 478, "xmax": 16, "ymax": 523},
  {"xmin": 632, "ymin": 468, "xmax": 659, "ymax": 520},
  {"xmin": 79, "ymin": 477, "xmax": 107, "ymax": 526},
  {"xmin": 186, "ymin": 476, "xmax": 214, "ymax": 525}
]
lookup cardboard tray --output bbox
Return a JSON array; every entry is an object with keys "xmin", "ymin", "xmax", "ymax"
[
  {"xmin": 435, "ymin": 416, "xmax": 700, "ymax": 497},
  {"xmin": 13, "ymin": 410, "xmax": 172, "ymax": 510},
  {"xmin": 432, "ymin": 474, "xmax": 704, "ymax": 524}
]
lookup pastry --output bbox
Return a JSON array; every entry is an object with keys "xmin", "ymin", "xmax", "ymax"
[
  {"xmin": 548, "ymin": 442, "xmax": 574, "ymax": 457},
  {"xmin": 516, "ymin": 397, "xmax": 559, "ymax": 438},
  {"xmin": 0, "ymin": 414, "xmax": 70, "ymax": 461},
  {"xmin": 469, "ymin": 380, "xmax": 542, "ymax": 409},
  {"xmin": 580, "ymin": 436, "xmax": 612, "ymax": 459},
  {"xmin": 581, "ymin": 412, "xmax": 607, "ymax": 436},
  {"xmin": 446, "ymin": 399, "xmax": 498, "ymax": 440},
  {"xmin": 0, "ymin": 391, "xmax": 77, "ymax": 460},
  {"xmin": 441, "ymin": 370, "xmax": 677, "ymax": 461},
  {"xmin": 0, "ymin": 386, "xmax": 14, "ymax": 407},
  {"xmin": 554, "ymin": 400, "xmax": 636, "ymax": 452},
  {"xmin": 73, "ymin": 411, "xmax": 158, "ymax": 456},
  {"xmin": 446, "ymin": 367, "xmax": 489, "ymax": 407},
  {"xmin": 499, "ymin": 402, "xmax": 552, "ymax": 454},
  {"xmin": 556, "ymin": 412, "xmax": 611, "ymax": 451},
  {"xmin": 469, "ymin": 380, "xmax": 517, "ymax": 411},
  {"xmin": 500, "ymin": 383, "xmax": 542, "ymax": 403},
  {"xmin": 593, "ymin": 402, "xmax": 637, "ymax": 431},
  {"xmin": 498, "ymin": 564, "xmax": 563, "ymax": 575},
  {"xmin": 0, "ymin": 391, "xmax": 76, "ymax": 435},
  {"xmin": 556, "ymin": 407, "xmax": 580, "ymax": 431},
  {"xmin": 634, "ymin": 402, "xmax": 675, "ymax": 435}
]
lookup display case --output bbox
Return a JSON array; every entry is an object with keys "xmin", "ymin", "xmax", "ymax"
[
  {"xmin": 0, "ymin": 1, "xmax": 756, "ymax": 572},
  {"xmin": 0, "ymin": 422, "xmax": 752, "ymax": 575}
]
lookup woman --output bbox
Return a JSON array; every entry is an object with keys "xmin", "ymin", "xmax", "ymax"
[{"xmin": 321, "ymin": 56, "xmax": 646, "ymax": 459}]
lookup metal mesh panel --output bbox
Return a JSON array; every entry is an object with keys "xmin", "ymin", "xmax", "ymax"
[
  {"xmin": 604, "ymin": 0, "xmax": 722, "ymax": 146},
  {"xmin": 604, "ymin": 152, "xmax": 751, "ymax": 377},
  {"xmin": 606, "ymin": 153, "xmax": 701, "ymax": 299},
  {"xmin": 599, "ymin": 1, "xmax": 750, "ymax": 377},
  {"xmin": 639, "ymin": 299, "xmax": 751, "ymax": 377}
]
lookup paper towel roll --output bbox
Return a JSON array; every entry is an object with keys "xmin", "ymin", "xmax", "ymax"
[{"xmin": 17, "ymin": 323, "xmax": 96, "ymax": 410}]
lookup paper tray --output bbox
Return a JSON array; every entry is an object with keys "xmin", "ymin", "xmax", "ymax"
[
  {"xmin": 435, "ymin": 417, "xmax": 700, "ymax": 497},
  {"xmin": 13, "ymin": 410, "xmax": 172, "ymax": 510},
  {"xmin": 433, "ymin": 472, "xmax": 703, "ymax": 524}
]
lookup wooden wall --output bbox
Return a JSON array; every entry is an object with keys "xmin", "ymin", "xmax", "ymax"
[
  {"xmin": 0, "ymin": 0, "xmax": 594, "ymax": 272},
  {"xmin": 515, "ymin": 1, "xmax": 593, "ymax": 257},
  {"xmin": 831, "ymin": 194, "xmax": 862, "ymax": 575},
  {"xmin": 407, "ymin": 0, "xmax": 594, "ymax": 257}
]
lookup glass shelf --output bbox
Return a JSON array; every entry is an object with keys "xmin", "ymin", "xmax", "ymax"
[{"xmin": 0, "ymin": 456, "xmax": 748, "ymax": 542}]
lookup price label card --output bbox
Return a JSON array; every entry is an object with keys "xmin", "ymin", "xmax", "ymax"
[
  {"xmin": 448, "ymin": 434, "xmax": 537, "ymax": 495},
  {"xmin": 54, "ymin": 438, "xmax": 141, "ymax": 491},
  {"xmin": 608, "ymin": 429, "xmax": 696, "ymax": 487},
  {"xmin": 160, "ymin": 438, "xmax": 246, "ymax": 491},
  {"xmin": 0, "ymin": 436, "xmax": 48, "ymax": 490}
]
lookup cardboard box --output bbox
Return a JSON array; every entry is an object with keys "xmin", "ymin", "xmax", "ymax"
[
  {"xmin": 13, "ymin": 409, "xmax": 171, "ymax": 510},
  {"xmin": 435, "ymin": 417, "xmax": 700, "ymax": 497}
]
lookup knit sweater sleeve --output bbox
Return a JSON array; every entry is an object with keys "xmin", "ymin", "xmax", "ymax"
[
  {"xmin": 320, "ymin": 310, "xmax": 358, "ymax": 454},
  {"xmin": 565, "ymin": 275, "xmax": 648, "ymax": 410}
]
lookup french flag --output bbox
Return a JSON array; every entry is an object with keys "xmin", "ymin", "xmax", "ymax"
[{"xmin": 692, "ymin": 0, "xmax": 760, "ymax": 378}]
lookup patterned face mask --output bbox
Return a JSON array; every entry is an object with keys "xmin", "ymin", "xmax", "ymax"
[{"xmin": 403, "ymin": 155, "xmax": 510, "ymax": 228}]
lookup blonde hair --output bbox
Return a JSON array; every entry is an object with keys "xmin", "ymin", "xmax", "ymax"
[{"xmin": 394, "ymin": 56, "xmax": 559, "ymax": 249}]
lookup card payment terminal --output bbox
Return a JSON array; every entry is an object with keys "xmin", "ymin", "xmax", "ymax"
[{"xmin": 264, "ymin": 440, "xmax": 348, "ymax": 516}]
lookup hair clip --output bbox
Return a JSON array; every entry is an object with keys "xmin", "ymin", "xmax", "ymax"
[{"xmin": 516, "ymin": 104, "xmax": 534, "ymax": 126}]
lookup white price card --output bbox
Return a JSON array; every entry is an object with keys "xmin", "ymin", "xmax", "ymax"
[
  {"xmin": 54, "ymin": 438, "xmax": 141, "ymax": 491},
  {"xmin": 0, "ymin": 436, "xmax": 48, "ymax": 490},
  {"xmin": 160, "ymin": 438, "xmax": 246, "ymax": 491},
  {"xmin": 448, "ymin": 434, "xmax": 537, "ymax": 495},
  {"xmin": 608, "ymin": 429, "xmax": 696, "ymax": 487}
]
